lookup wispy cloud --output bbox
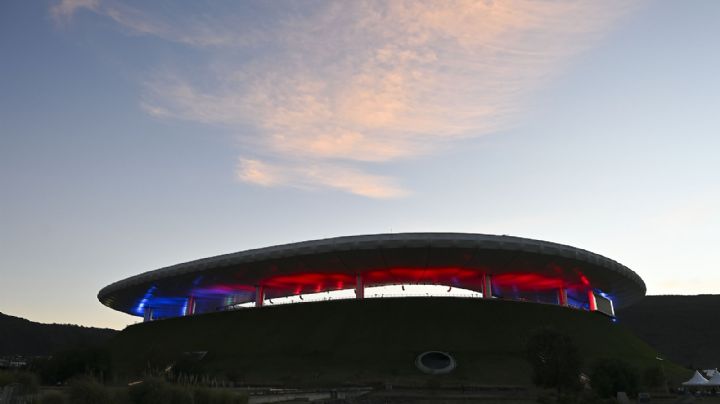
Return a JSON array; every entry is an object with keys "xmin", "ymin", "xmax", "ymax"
[
  {"xmin": 55, "ymin": 0, "xmax": 639, "ymax": 197},
  {"xmin": 52, "ymin": 0, "xmax": 257, "ymax": 47},
  {"xmin": 51, "ymin": 0, "xmax": 99, "ymax": 22},
  {"xmin": 237, "ymin": 159, "xmax": 409, "ymax": 199}
]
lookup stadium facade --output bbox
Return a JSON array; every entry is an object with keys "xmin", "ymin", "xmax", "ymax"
[{"xmin": 98, "ymin": 233, "xmax": 645, "ymax": 321}]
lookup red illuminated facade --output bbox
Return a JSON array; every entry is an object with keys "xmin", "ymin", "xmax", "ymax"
[{"xmin": 98, "ymin": 233, "xmax": 645, "ymax": 321}]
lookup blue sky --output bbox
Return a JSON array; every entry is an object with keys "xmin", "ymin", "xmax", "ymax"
[{"xmin": 1, "ymin": 0, "xmax": 719, "ymax": 329}]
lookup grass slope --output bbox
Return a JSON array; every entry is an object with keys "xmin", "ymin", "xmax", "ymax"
[
  {"xmin": 0, "ymin": 312, "xmax": 116, "ymax": 356},
  {"xmin": 617, "ymin": 295, "xmax": 720, "ymax": 369},
  {"xmin": 110, "ymin": 298, "xmax": 689, "ymax": 386}
]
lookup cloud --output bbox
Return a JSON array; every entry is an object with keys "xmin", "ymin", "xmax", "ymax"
[
  {"xmin": 52, "ymin": 1, "xmax": 256, "ymax": 47},
  {"xmin": 50, "ymin": 0, "xmax": 99, "ymax": 21},
  {"xmin": 56, "ymin": 0, "xmax": 639, "ymax": 197},
  {"xmin": 237, "ymin": 159, "xmax": 409, "ymax": 199}
]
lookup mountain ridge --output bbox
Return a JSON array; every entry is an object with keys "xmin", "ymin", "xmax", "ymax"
[{"xmin": 0, "ymin": 311, "xmax": 117, "ymax": 356}]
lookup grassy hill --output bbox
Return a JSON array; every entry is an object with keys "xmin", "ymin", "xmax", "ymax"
[
  {"xmin": 617, "ymin": 295, "xmax": 720, "ymax": 369},
  {"xmin": 0, "ymin": 312, "xmax": 116, "ymax": 356},
  {"xmin": 109, "ymin": 297, "xmax": 689, "ymax": 387}
]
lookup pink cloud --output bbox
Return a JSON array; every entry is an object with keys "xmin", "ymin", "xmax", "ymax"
[
  {"xmin": 56, "ymin": 0, "xmax": 640, "ymax": 198},
  {"xmin": 237, "ymin": 159, "xmax": 409, "ymax": 199}
]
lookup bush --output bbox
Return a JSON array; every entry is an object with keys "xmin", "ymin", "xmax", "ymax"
[
  {"xmin": 36, "ymin": 347, "xmax": 112, "ymax": 384},
  {"xmin": 128, "ymin": 378, "xmax": 193, "ymax": 404},
  {"xmin": 538, "ymin": 389, "xmax": 620, "ymax": 404},
  {"xmin": 194, "ymin": 387, "xmax": 248, "ymax": 404},
  {"xmin": 525, "ymin": 328, "xmax": 582, "ymax": 392},
  {"xmin": 642, "ymin": 365, "xmax": 665, "ymax": 390},
  {"xmin": 0, "ymin": 370, "xmax": 40, "ymax": 395},
  {"xmin": 590, "ymin": 358, "xmax": 639, "ymax": 399},
  {"xmin": 15, "ymin": 371, "xmax": 40, "ymax": 394},
  {"xmin": 67, "ymin": 376, "xmax": 114, "ymax": 404},
  {"xmin": 39, "ymin": 391, "xmax": 67, "ymax": 404},
  {"xmin": 0, "ymin": 370, "xmax": 13, "ymax": 386}
]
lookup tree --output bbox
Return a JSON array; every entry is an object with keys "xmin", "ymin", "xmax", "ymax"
[
  {"xmin": 642, "ymin": 365, "xmax": 666, "ymax": 391},
  {"xmin": 525, "ymin": 328, "xmax": 582, "ymax": 393},
  {"xmin": 590, "ymin": 358, "xmax": 639, "ymax": 398},
  {"xmin": 34, "ymin": 347, "xmax": 111, "ymax": 384}
]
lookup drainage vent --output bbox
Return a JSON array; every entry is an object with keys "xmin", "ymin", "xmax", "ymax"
[{"xmin": 415, "ymin": 351, "xmax": 457, "ymax": 375}]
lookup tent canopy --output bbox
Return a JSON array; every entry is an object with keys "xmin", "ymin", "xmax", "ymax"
[
  {"xmin": 706, "ymin": 372, "xmax": 720, "ymax": 386},
  {"xmin": 683, "ymin": 371, "xmax": 709, "ymax": 386}
]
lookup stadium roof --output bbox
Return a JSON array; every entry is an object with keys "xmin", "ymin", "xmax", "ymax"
[{"xmin": 99, "ymin": 233, "xmax": 646, "ymax": 317}]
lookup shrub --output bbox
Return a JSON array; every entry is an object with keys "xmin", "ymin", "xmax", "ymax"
[
  {"xmin": 525, "ymin": 328, "xmax": 582, "ymax": 392},
  {"xmin": 590, "ymin": 358, "xmax": 639, "ymax": 399},
  {"xmin": 642, "ymin": 365, "xmax": 665, "ymax": 390},
  {"xmin": 0, "ymin": 370, "xmax": 40, "ymax": 395},
  {"xmin": 194, "ymin": 387, "xmax": 248, "ymax": 404},
  {"xmin": 128, "ymin": 378, "xmax": 193, "ymax": 404},
  {"xmin": 39, "ymin": 391, "xmax": 67, "ymax": 404},
  {"xmin": 67, "ymin": 376, "xmax": 114, "ymax": 404},
  {"xmin": 14, "ymin": 371, "xmax": 40, "ymax": 394},
  {"xmin": 0, "ymin": 370, "xmax": 13, "ymax": 386},
  {"xmin": 36, "ymin": 347, "xmax": 112, "ymax": 384}
]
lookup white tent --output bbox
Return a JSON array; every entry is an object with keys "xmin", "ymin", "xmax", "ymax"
[
  {"xmin": 704, "ymin": 368, "xmax": 719, "ymax": 378},
  {"xmin": 682, "ymin": 370, "xmax": 709, "ymax": 386},
  {"xmin": 706, "ymin": 372, "xmax": 720, "ymax": 386}
]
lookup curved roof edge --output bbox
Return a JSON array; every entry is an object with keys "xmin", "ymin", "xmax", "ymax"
[{"xmin": 98, "ymin": 232, "xmax": 646, "ymax": 300}]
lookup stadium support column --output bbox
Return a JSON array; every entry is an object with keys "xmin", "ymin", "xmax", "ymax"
[
  {"xmin": 355, "ymin": 274, "xmax": 364, "ymax": 299},
  {"xmin": 185, "ymin": 296, "xmax": 195, "ymax": 315},
  {"xmin": 482, "ymin": 274, "xmax": 493, "ymax": 299},
  {"xmin": 557, "ymin": 288, "xmax": 568, "ymax": 307},
  {"xmin": 255, "ymin": 285, "xmax": 264, "ymax": 308},
  {"xmin": 587, "ymin": 290, "xmax": 597, "ymax": 311}
]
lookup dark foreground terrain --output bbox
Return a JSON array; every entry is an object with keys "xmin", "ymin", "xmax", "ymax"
[
  {"xmin": 3, "ymin": 296, "xmax": 717, "ymax": 403},
  {"xmin": 617, "ymin": 294, "xmax": 720, "ymax": 369},
  {"xmin": 3, "ymin": 294, "xmax": 718, "ymax": 372},
  {"xmin": 110, "ymin": 297, "xmax": 689, "ymax": 386}
]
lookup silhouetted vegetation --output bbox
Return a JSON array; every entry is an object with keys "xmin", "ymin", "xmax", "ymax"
[
  {"xmin": 67, "ymin": 376, "xmax": 114, "ymax": 404},
  {"xmin": 2, "ymin": 374, "xmax": 247, "ymax": 404},
  {"xmin": 589, "ymin": 358, "xmax": 640, "ymax": 399},
  {"xmin": 0, "ymin": 312, "xmax": 116, "ymax": 356},
  {"xmin": 525, "ymin": 328, "xmax": 582, "ymax": 393},
  {"xmin": 128, "ymin": 378, "xmax": 193, "ymax": 404},
  {"xmin": 126, "ymin": 379, "xmax": 248, "ymax": 404},
  {"xmin": 0, "ymin": 370, "xmax": 40, "ymax": 395},
  {"xmin": 193, "ymin": 387, "xmax": 247, "ymax": 404},
  {"xmin": 38, "ymin": 390, "xmax": 67, "ymax": 404},
  {"xmin": 642, "ymin": 365, "xmax": 666, "ymax": 390},
  {"xmin": 33, "ymin": 346, "xmax": 112, "ymax": 384}
]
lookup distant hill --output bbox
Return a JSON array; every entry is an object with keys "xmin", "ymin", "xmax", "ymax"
[
  {"xmin": 617, "ymin": 295, "xmax": 720, "ymax": 369},
  {"xmin": 0, "ymin": 312, "xmax": 117, "ymax": 356}
]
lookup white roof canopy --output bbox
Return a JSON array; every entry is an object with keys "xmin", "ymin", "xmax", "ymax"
[
  {"xmin": 683, "ymin": 371, "xmax": 709, "ymax": 386},
  {"xmin": 706, "ymin": 372, "xmax": 720, "ymax": 386}
]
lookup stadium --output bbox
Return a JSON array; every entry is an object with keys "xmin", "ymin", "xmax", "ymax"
[
  {"xmin": 98, "ymin": 233, "xmax": 645, "ymax": 321},
  {"xmin": 100, "ymin": 233, "xmax": 687, "ymax": 388}
]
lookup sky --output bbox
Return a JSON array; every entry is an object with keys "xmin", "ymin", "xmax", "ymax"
[{"xmin": 1, "ymin": 0, "xmax": 719, "ymax": 330}]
